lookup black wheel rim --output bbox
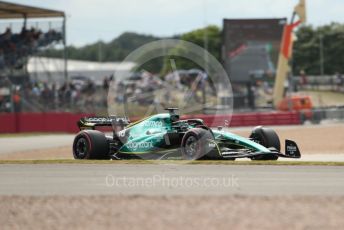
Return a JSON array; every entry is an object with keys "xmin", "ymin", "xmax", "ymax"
[
  {"xmin": 75, "ymin": 137, "xmax": 88, "ymax": 158},
  {"xmin": 185, "ymin": 136, "xmax": 198, "ymax": 159}
]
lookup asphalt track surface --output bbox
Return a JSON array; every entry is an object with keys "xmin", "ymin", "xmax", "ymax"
[
  {"xmin": 0, "ymin": 134, "xmax": 74, "ymax": 155},
  {"xmin": 0, "ymin": 164, "xmax": 343, "ymax": 196},
  {"xmin": 2, "ymin": 123, "xmax": 344, "ymax": 161}
]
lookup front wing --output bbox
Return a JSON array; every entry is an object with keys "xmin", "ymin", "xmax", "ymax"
[{"xmin": 220, "ymin": 139, "xmax": 301, "ymax": 160}]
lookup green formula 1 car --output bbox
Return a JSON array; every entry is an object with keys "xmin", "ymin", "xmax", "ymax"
[{"xmin": 73, "ymin": 108, "xmax": 301, "ymax": 160}]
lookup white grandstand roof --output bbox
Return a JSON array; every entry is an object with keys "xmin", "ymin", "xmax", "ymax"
[
  {"xmin": 0, "ymin": 1, "xmax": 65, "ymax": 19},
  {"xmin": 27, "ymin": 57, "xmax": 136, "ymax": 73}
]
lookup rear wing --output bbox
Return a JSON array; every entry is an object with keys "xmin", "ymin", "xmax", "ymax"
[{"xmin": 77, "ymin": 116, "xmax": 130, "ymax": 130}]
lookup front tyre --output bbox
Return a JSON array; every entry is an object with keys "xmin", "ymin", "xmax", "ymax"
[
  {"xmin": 181, "ymin": 128, "xmax": 214, "ymax": 160},
  {"xmin": 249, "ymin": 126, "xmax": 280, "ymax": 160},
  {"xmin": 73, "ymin": 130, "xmax": 109, "ymax": 159}
]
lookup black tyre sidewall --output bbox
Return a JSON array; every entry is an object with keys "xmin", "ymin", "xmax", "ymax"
[
  {"xmin": 181, "ymin": 128, "xmax": 214, "ymax": 160},
  {"xmin": 73, "ymin": 130, "xmax": 109, "ymax": 159},
  {"xmin": 250, "ymin": 126, "xmax": 280, "ymax": 160}
]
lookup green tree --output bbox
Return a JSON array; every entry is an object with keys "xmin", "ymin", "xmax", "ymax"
[
  {"xmin": 293, "ymin": 23, "xmax": 344, "ymax": 75},
  {"xmin": 161, "ymin": 25, "xmax": 221, "ymax": 75},
  {"xmin": 41, "ymin": 22, "xmax": 344, "ymax": 76},
  {"xmin": 40, "ymin": 32, "xmax": 160, "ymax": 63}
]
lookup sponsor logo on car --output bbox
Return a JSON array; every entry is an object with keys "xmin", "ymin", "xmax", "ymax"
[
  {"xmin": 118, "ymin": 130, "xmax": 126, "ymax": 137},
  {"xmin": 287, "ymin": 145, "xmax": 297, "ymax": 155},
  {"xmin": 143, "ymin": 121, "xmax": 163, "ymax": 127},
  {"xmin": 127, "ymin": 141, "xmax": 154, "ymax": 150},
  {"xmin": 86, "ymin": 117, "xmax": 130, "ymax": 123},
  {"xmin": 87, "ymin": 117, "xmax": 110, "ymax": 122}
]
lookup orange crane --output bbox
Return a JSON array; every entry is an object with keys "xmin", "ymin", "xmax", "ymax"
[{"xmin": 273, "ymin": 0, "xmax": 307, "ymax": 108}]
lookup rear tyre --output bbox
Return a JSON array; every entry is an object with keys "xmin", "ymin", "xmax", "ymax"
[
  {"xmin": 249, "ymin": 126, "xmax": 280, "ymax": 160},
  {"xmin": 73, "ymin": 130, "xmax": 109, "ymax": 159},
  {"xmin": 181, "ymin": 128, "xmax": 214, "ymax": 160}
]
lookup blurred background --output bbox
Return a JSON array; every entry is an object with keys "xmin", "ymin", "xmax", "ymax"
[{"xmin": 0, "ymin": 0, "xmax": 344, "ymax": 133}]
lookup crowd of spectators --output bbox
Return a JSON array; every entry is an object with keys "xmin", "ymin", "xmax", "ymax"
[
  {"xmin": 4, "ymin": 70, "xmax": 343, "ymax": 114},
  {"xmin": 0, "ymin": 76, "xmax": 112, "ymax": 113},
  {"xmin": 0, "ymin": 26, "xmax": 62, "ymax": 70},
  {"xmin": 112, "ymin": 70, "xmax": 210, "ymax": 107},
  {"xmin": 0, "ymin": 70, "xmax": 213, "ymax": 113},
  {"xmin": 22, "ymin": 77, "xmax": 104, "ymax": 112},
  {"xmin": 114, "ymin": 71, "xmax": 163, "ymax": 105},
  {"xmin": 295, "ymin": 72, "xmax": 344, "ymax": 92}
]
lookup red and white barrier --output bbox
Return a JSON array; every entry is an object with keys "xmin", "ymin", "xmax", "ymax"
[
  {"xmin": 182, "ymin": 111, "xmax": 301, "ymax": 128},
  {"xmin": 0, "ymin": 113, "xmax": 93, "ymax": 133}
]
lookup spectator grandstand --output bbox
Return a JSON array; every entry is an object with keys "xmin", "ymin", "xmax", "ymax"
[
  {"xmin": 0, "ymin": 1, "xmax": 65, "ymax": 112},
  {"xmin": 0, "ymin": 1, "xmax": 65, "ymax": 74},
  {"xmin": 0, "ymin": 26, "xmax": 62, "ymax": 70}
]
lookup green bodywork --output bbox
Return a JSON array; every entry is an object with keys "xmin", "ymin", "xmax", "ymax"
[
  {"xmin": 118, "ymin": 113, "xmax": 172, "ymax": 154},
  {"xmin": 114, "ymin": 113, "xmax": 270, "ymax": 156},
  {"xmin": 211, "ymin": 130, "xmax": 270, "ymax": 153}
]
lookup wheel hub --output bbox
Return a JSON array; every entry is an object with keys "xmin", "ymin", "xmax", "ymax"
[
  {"xmin": 185, "ymin": 136, "xmax": 198, "ymax": 158},
  {"xmin": 75, "ymin": 137, "xmax": 87, "ymax": 158}
]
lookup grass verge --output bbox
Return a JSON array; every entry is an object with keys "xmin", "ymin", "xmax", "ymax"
[{"xmin": 0, "ymin": 159, "xmax": 344, "ymax": 166}]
